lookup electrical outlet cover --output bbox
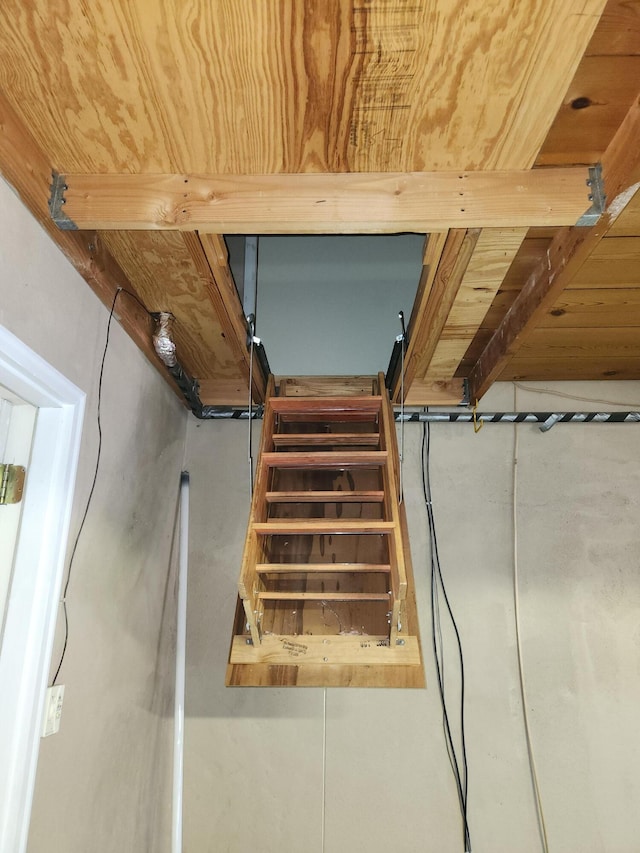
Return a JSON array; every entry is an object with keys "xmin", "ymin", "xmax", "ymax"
[{"xmin": 41, "ymin": 685, "xmax": 65, "ymax": 737}]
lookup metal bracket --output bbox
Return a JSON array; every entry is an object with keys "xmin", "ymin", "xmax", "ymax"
[
  {"xmin": 48, "ymin": 171, "xmax": 78, "ymax": 230},
  {"xmin": 576, "ymin": 164, "xmax": 606, "ymax": 227},
  {"xmin": 460, "ymin": 378, "xmax": 471, "ymax": 407},
  {"xmin": 0, "ymin": 464, "xmax": 26, "ymax": 505}
]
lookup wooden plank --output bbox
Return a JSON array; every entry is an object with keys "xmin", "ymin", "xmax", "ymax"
[
  {"xmin": 608, "ymin": 192, "xmax": 640, "ymax": 236},
  {"xmin": 266, "ymin": 490, "xmax": 385, "ymax": 503},
  {"xmin": 101, "ymin": 230, "xmax": 244, "ymax": 383},
  {"xmin": 469, "ymin": 93, "xmax": 640, "ymax": 401},
  {"xmin": 257, "ymin": 591, "xmax": 390, "ymax": 602},
  {"xmin": 254, "ymin": 520, "xmax": 395, "ymax": 534},
  {"xmin": 587, "ymin": 0, "xmax": 640, "ymax": 55},
  {"xmin": 423, "ymin": 227, "xmax": 527, "ymax": 381},
  {"xmin": 536, "ymin": 56, "xmax": 640, "ymax": 166},
  {"xmin": 500, "ymin": 356, "xmax": 640, "ymax": 381},
  {"xmin": 278, "ymin": 376, "xmax": 377, "ymax": 396},
  {"xmin": 271, "ymin": 396, "xmax": 382, "ymax": 415},
  {"xmin": 52, "ymin": 168, "xmax": 595, "ymax": 232},
  {"xmin": 393, "ymin": 232, "xmax": 448, "ymax": 399},
  {"xmin": 0, "ymin": 90, "xmax": 181, "ymax": 400},
  {"xmin": 261, "ymin": 451, "xmax": 387, "ymax": 468},
  {"xmin": 0, "ymin": 0, "xmax": 604, "ymax": 175},
  {"xmin": 567, "ymin": 237, "xmax": 640, "ymax": 287},
  {"xmin": 517, "ymin": 327, "xmax": 640, "ymax": 359},
  {"xmin": 229, "ymin": 635, "xmax": 421, "ymax": 667},
  {"xmin": 403, "ymin": 378, "xmax": 467, "ymax": 406},
  {"xmin": 237, "ymin": 376, "xmax": 277, "ymax": 641},
  {"xmin": 198, "ymin": 233, "xmax": 266, "ymax": 402},
  {"xmin": 539, "ymin": 288, "xmax": 640, "ymax": 327},
  {"xmin": 272, "ymin": 433, "xmax": 380, "ymax": 447},
  {"xmin": 197, "ymin": 378, "xmax": 248, "ymax": 406},
  {"xmin": 256, "ymin": 563, "xmax": 391, "ymax": 573},
  {"xmin": 400, "ymin": 229, "xmax": 480, "ymax": 399},
  {"xmin": 378, "ymin": 376, "xmax": 408, "ymax": 607}
]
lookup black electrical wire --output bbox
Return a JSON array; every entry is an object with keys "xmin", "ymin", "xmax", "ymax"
[
  {"xmin": 51, "ymin": 288, "xmax": 149, "ymax": 686},
  {"xmin": 422, "ymin": 416, "xmax": 472, "ymax": 852}
]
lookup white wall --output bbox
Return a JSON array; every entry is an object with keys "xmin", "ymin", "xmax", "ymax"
[
  {"xmin": 256, "ymin": 235, "xmax": 423, "ymax": 376},
  {"xmin": 0, "ymin": 177, "xmax": 187, "ymax": 853},
  {"xmin": 184, "ymin": 380, "xmax": 640, "ymax": 853}
]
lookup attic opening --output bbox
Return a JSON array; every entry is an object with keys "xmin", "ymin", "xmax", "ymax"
[{"xmin": 226, "ymin": 234, "xmax": 424, "ymax": 378}]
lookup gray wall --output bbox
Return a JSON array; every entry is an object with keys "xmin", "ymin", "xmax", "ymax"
[
  {"xmin": 184, "ymin": 381, "xmax": 640, "ymax": 853},
  {"xmin": 255, "ymin": 235, "xmax": 423, "ymax": 376},
  {"xmin": 0, "ymin": 177, "xmax": 187, "ymax": 853}
]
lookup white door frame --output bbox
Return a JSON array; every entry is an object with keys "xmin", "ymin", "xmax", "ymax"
[{"xmin": 0, "ymin": 324, "xmax": 85, "ymax": 853}]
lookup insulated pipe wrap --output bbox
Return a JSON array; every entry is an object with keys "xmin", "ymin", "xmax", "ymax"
[{"xmin": 153, "ymin": 312, "xmax": 178, "ymax": 367}]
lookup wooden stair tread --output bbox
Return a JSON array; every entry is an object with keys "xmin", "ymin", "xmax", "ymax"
[
  {"xmin": 261, "ymin": 450, "xmax": 387, "ymax": 468},
  {"xmin": 256, "ymin": 563, "xmax": 392, "ymax": 573},
  {"xmin": 265, "ymin": 490, "xmax": 385, "ymax": 503},
  {"xmin": 270, "ymin": 395, "xmax": 382, "ymax": 415},
  {"xmin": 254, "ymin": 520, "xmax": 395, "ymax": 534},
  {"xmin": 257, "ymin": 591, "xmax": 390, "ymax": 601},
  {"xmin": 272, "ymin": 433, "xmax": 380, "ymax": 446}
]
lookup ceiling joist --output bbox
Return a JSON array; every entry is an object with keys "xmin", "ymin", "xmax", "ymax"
[
  {"xmin": 468, "ymin": 94, "xmax": 640, "ymax": 401},
  {"xmin": 49, "ymin": 168, "xmax": 597, "ymax": 234}
]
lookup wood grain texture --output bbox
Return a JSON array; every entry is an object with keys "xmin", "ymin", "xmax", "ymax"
[
  {"xmin": 54, "ymin": 168, "xmax": 595, "ymax": 232},
  {"xmin": 195, "ymin": 233, "xmax": 266, "ymax": 402},
  {"xmin": 536, "ymin": 56, "xmax": 640, "ymax": 166},
  {"xmin": 403, "ymin": 229, "xmax": 480, "ymax": 387},
  {"xmin": 469, "ymin": 94, "xmax": 640, "ymax": 399},
  {"xmin": 501, "ymin": 356, "xmax": 640, "ymax": 381},
  {"xmin": 517, "ymin": 326, "xmax": 640, "ymax": 358},
  {"xmin": 403, "ymin": 378, "xmax": 467, "ymax": 406},
  {"xmin": 608, "ymin": 191, "xmax": 640, "ymax": 236},
  {"xmin": 424, "ymin": 228, "xmax": 527, "ymax": 381},
  {"xmin": 0, "ymin": 0, "xmax": 605, "ymax": 174},
  {"xmin": 101, "ymin": 231, "xmax": 244, "ymax": 384},
  {"xmin": 587, "ymin": 0, "xmax": 640, "ymax": 54},
  {"xmin": 539, "ymin": 288, "xmax": 640, "ymax": 326},
  {"xmin": 278, "ymin": 376, "xmax": 377, "ymax": 396},
  {"xmin": 0, "ymin": 88, "xmax": 184, "ymax": 400}
]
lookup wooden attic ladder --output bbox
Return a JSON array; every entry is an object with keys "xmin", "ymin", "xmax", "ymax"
[{"xmin": 228, "ymin": 375, "xmax": 423, "ymax": 685}]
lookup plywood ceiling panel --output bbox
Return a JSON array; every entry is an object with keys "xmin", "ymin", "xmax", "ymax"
[
  {"xmin": 0, "ymin": 0, "xmax": 605, "ymax": 175},
  {"xmin": 101, "ymin": 231, "xmax": 243, "ymax": 382},
  {"xmin": 535, "ymin": 56, "xmax": 640, "ymax": 166}
]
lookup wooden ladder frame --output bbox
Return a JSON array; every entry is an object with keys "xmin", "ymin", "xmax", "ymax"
[{"xmin": 228, "ymin": 375, "xmax": 424, "ymax": 687}]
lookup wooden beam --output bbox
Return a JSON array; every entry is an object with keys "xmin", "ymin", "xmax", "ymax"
[
  {"xmin": 229, "ymin": 634, "xmax": 421, "ymax": 667},
  {"xmin": 392, "ymin": 232, "xmax": 448, "ymax": 399},
  {"xmin": 0, "ymin": 89, "xmax": 185, "ymax": 401},
  {"xmin": 50, "ymin": 168, "xmax": 595, "ymax": 233},
  {"xmin": 184, "ymin": 232, "xmax": 266, "ymax": 402},
  {"xmin": 403, "ymin": 378, "xmax": 468, "ymax": 407},
  {"xmin": 422, "ymin": 227, "xmax": 527, "ymax": 382},
  {"xmin": 468, "ymin": 93, "xmax": 640, "ymax": 401},
  {"xmin": 396, "ymin": 230, "xmax": 480, "ymax": 402}
]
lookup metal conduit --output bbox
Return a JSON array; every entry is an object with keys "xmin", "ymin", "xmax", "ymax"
[
  {"xmin": 188, "ymin": 407, "xmax": 640, "ymax": 431},
  {"xmin": 151, "ymin": 315, "xmax": 640, "ymax": 432}
]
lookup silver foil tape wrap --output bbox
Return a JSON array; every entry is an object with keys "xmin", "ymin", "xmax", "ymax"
[{"xmin": 152, "ymin": 312, "xmax": 177, "ymax": 367}]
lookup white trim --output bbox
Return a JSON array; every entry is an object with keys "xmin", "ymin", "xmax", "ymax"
[{"xmin": 0, "ymin": 325, "xmax": 85, "ymax": 853}]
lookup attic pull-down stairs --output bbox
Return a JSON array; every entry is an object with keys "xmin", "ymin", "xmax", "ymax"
[{"xmin": 227, "ymin": 375, "xmax": 424, "ymax": 688}]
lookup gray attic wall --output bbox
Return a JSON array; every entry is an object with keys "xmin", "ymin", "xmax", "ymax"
[
  {"xmin": 184, "ymin": 380, "xmax": 640, "ymax": 853},
  {"xmin": 254, "ymin": 234, "xmax": 424, "ymax": 376},
  {"xmin": 0, "ymin": 177, "xmax": 187, "ymax": 853}
]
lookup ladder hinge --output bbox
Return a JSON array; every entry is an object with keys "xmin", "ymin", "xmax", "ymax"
[{"xmin": 0, "ymin": 464, "xmax": 26, "ymax": 505}]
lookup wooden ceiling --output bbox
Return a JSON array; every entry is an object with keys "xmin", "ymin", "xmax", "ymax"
[{"xmin": 0, "ymin": 0, "xmax": 639, "ymax": 405}]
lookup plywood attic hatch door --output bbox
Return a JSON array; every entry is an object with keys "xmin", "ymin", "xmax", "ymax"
[{"xmin": 227, "ymin": 374, "xmax": 424, "ymax": 688}]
